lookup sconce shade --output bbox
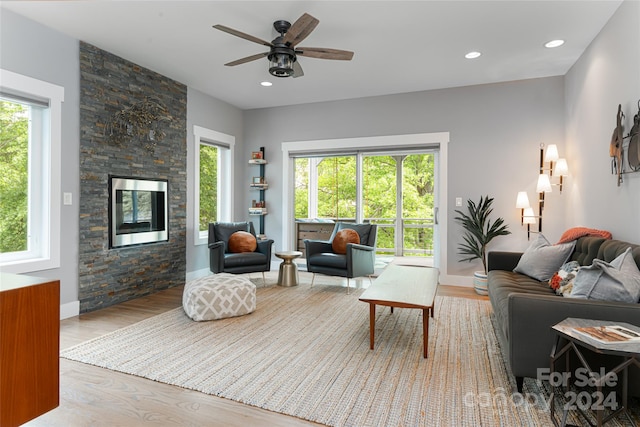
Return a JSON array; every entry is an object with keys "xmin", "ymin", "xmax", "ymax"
[
  {"xmin": 544, "ymin": 144, "xmax": 559, "ymax": 163},
  {"xmin": 536, "ymin": 173, "xmax": 552, "ymax": 193},
  {"xmin": 516, "ymin": 191, "xmax": 530, "ymax": 209},
  {"xmin": 523, "ymin": 207, "xmax": 536, "ymax": 224},
  {"xmin": 554, "ymin": 158, "xmax": 569, "ymax": 176}
]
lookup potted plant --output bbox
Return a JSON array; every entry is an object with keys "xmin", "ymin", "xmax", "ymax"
[{"xmin": 454, "ymin": 195, "xmax": 511, "ymax": 295}]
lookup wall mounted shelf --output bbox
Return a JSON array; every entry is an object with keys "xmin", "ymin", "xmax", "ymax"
[{"xmin": 249, "ymin": 147, "xmax": 267, "ymax": 235}]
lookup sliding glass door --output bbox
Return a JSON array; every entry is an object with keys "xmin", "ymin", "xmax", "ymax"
[{"xmin": 294, "ymin": 151, "xmax": 435, "ymax": 258}]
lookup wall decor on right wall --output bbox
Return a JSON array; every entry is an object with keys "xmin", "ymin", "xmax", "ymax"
[
  {"xmin": 626, "ymin": 100, "xmax": 640, "ymax": 172},
  {"xmin": 609, "ymin": 100, "xmax": 640, "ymax": 186}
]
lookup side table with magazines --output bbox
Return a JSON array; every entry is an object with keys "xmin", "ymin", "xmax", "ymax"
[{"xmin": 549, "ymin": 317, "xmax": 640, "ymax": 427}]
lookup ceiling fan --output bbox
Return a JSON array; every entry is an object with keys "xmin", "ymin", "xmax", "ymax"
[{"xmin": 213, "ymin": 13, "xmax": 354, "ymax": 78}]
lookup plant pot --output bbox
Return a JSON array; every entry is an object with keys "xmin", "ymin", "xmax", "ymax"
[{"xmin": 473, "ymin": 271, "xmax": 488, "ymax": 296}]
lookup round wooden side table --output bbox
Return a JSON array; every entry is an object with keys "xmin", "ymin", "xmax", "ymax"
[{"xmin": 275, "ymin": 251, "xmax": 303, "ymax": 287}]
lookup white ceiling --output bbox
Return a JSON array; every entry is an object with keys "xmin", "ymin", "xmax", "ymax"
[{"xmin": 2, "ymin": 1, "xmax": 622, "ymax": 110}]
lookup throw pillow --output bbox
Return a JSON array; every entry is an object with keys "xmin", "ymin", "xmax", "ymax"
[
  {"xmin": 548, "ymin": 261, "xmax": 580, "ymax": 296},
  {"xmin": 513, "ymin": 233, "xmax": 576, "ymax": 281},
  {"xmin": 556, "ymin": 227, "xmax": 612, "ymax": 244},
  {"xmin": 570, "ymin": 248, "xmax": 640, "ymax": 303},
  {"xmin": 332, "ymin": 229, "xmax": 361, "ymax": 254},
  {"xmin": 228, "ymin": 231, "xmax": 257, "ymax": 253}
]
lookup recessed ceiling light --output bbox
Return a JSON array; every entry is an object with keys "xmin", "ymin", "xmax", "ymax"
[
  {"xmin": 465, "ymin": 51, "xmax": 482, "ymax": 59},
  {"xmin": 545, "ymin": 39, "xmax": 565, "ymax": 48},
  {"xmin": 260, "ymin": 81, "xmax": 273, "ymax": 87}
]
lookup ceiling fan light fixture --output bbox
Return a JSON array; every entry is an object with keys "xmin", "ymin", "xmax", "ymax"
[
  {"xmin": 214, "ymin": 13, "xmax": 353, "ymax": 79},
  {"xmin": 268, "ymin": 52, "xmax": 295, "ymax": 77}
]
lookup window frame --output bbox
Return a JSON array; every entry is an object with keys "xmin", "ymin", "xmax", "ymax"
[
  {"xmin": 193, "ymin": 125, "xmax": 234, "ymax": 246},
  {"xmin": 0, "ymin": 69, "xmax": 63, "ymax": 274}
]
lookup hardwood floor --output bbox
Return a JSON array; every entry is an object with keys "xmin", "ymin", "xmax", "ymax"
[{"xmin": 25, "ymin": 276, "xmax": 483, "ymax": 427}]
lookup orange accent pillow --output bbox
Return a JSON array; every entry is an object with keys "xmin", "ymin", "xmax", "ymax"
[
  {"xmin": 228, "ymin": 231, "xmax": 257, "ymax": 253},
  {"xmin": 556, "ymin": 227, "xmax": 612, "ymax": 244},
  {"xmin": 332, "ymin": 229, "xmax": 361, "ymax": 254}
]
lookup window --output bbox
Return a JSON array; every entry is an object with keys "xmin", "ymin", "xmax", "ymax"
[
  {"xmin": 293, "ymin": 152, "xmax": 434, "ymax": 256},
  {"xmin": 193, "ymin": 126, "xmax": 234, "ymax": 245},
  {"xmin": 0, "ymin": 69, "xmax": 63, "ymax": 273},
  {"xmin": 199, "ymin": 144, "xmax": 218, "ymax": 230}
]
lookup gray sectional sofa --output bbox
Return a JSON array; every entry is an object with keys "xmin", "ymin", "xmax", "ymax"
[{"xmin": 487, "ymin": 236, "xmax": 640, "ymax": 394}]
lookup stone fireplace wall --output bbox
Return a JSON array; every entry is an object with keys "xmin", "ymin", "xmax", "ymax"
[{"xmin": 79, "ymin": 42, "xmax": 187, "ymax": 312}]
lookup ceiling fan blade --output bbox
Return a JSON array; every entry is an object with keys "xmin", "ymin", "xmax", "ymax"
[
  {"xmin": 213, "ymin": 24, "xmax": 272, "ymax": 47},
  {"xmin": 292, "ymin": 61, "xmax": 304, "ymax": 78},
  {"xmin": 224, "ymin": 52, "xmax": 268, "ymax": 66},
  {"xmin": 296, "ymin": 47, "xmax": 354, "ymax": 61},
  {"xmin": 282, "ymin": 13, "xmax": 319, "ymax": 46}
]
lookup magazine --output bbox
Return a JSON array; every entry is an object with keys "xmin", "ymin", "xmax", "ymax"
[{"xmin": 573, "ymin": 325, "xmax": 640, "ymax": 344}]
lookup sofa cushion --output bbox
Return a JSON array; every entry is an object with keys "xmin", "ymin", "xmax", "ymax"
[
  {"xmin": 513, "ymin": 234, "xmax": 575, "ymax": 281},
  {"xmin": 224, "ymin": 251, "xmax": 267, "ymax": 268},
  {"xmin": 488, "ymin": 270, "xmax": 555, "ymax": 340},
  {"xmin": 571, "ymin": 248, "xmax": 640, "ymax": 303},
  {"xmin": 228, "ymin": 231, "xmax": 257, "ymax": 253},
  {"xmin": 307, "ymin": 252, "xmax": 347, "ymax": 269},
  {"xmin": 569, "ymin": 236, "xmax": 607, "ymax": 266},
  {"xmin": 332, "ymin": 222, "xmax": 373, "ymax": 247},
  {"xmin": 597, "ymin": 239, "xmax": 640, "ymax": 267},
  {"xmin": 332, "ymin": 229, "xmax": 360, "ymax": 254},
  {"xmin": 549, "ymin": 261, "xmax": 580, "ymax": 296},
  {"xmin": 213, "ymin": 222, "xmax": 252, "ymax": 253}
]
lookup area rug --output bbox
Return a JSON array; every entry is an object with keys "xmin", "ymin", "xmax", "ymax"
[{"xmin": 61, "ymin": 282, "xmax": 567, "ymax": 426}]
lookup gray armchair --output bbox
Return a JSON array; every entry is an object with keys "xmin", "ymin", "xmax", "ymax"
[
  {"xmin": 208, "ymin": 222, "xmax": 274, "ymax": 281},
  {"xmin": 304, "ymin": 222, "xmax": 377, "ymax": 293}
]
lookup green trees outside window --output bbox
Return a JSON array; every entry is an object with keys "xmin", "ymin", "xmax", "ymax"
[
  {"xmin": 294, "ymin": 153, "xmax": 435, "ymax": 256},
  {"xmin": 199, "ymin": 144, "xmax": 218, "ymax": 231},
  {"xmin": 0, "ymin": 100, "xmax": 29, "ymax": 253}
]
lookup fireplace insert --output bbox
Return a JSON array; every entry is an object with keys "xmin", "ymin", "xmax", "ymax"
[{"xmin": 109, "ymin": 176, "xmax": 168, "ymax": 248}]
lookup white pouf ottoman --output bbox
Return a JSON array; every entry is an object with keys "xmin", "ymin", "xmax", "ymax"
[{"xmin": 182, "ymin": 273, "xmax": 256, "ymax": 321}]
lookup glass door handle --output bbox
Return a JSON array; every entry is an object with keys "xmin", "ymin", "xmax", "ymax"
[{"xmin": 434, "ymin": 207, "xmax": 439, "ymax": 225}]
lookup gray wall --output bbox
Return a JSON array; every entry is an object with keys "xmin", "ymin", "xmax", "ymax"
[
  {"xmin": 0, "ymin": 9, "xmax": 81, "ymax": 306},
  {"xmin": 564, "ymin": 0, "xmax": 640, "ymax": 243},
  {"xmin": 243, "ymin": 77, "xmax": 567, "ymax": 277},
  {"xmin": 186, "ymin": 87, "xmax": 245, "ymax": 274}
]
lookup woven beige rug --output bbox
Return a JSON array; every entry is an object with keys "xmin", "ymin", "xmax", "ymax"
[{"xmin": 61, "ymin": 280, "xmax": 555, "ymax": 426}]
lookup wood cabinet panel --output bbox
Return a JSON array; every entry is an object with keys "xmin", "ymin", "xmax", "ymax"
[
  {"xmin": 295, "ymin": 222, "xmax": 335, "ymax": 256},
  {"xmin": 1, "ymin": 273, "xmax": 60, "ymax": 427}
]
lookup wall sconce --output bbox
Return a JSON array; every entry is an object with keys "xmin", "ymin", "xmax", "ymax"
[
  {"xmin": 522, "ymin": 207, "xmax": 537, "ymax": 240},
  {"xmin": 515, "ymin": 191, "xmax": 530, "ymax": 225},
  {"xmin": 517, "ymin": 143, "xmax": 569, "ymax": 239},
  {"xmin": 515, "ymin": 193, "xmax": 538, "ymax": 240},
  {"xmin": 539, "ymin": 143, "xmax": 569, "ymax": 193}
]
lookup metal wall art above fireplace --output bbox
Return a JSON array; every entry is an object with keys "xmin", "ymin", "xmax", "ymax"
[{"xmin": 109, "ymin": 176, "xmax": 168, "ymax": 248}]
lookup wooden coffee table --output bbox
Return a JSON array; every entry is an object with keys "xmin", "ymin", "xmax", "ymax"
[{"xmin": 359, "ymin": 264, "xmax": 439, "ymax": 358}]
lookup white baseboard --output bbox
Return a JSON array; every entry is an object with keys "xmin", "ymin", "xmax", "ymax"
[
  {"xmin": 60, "ymin": 300, "xmax": 79, "ymax": 319},
  {"xmin": 186, "ymin": 268, "xmax": 212, "ymax": 282},
  {"xmin": 440, "ymin": 274, "xmax": 474, "ymax": 288}
]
